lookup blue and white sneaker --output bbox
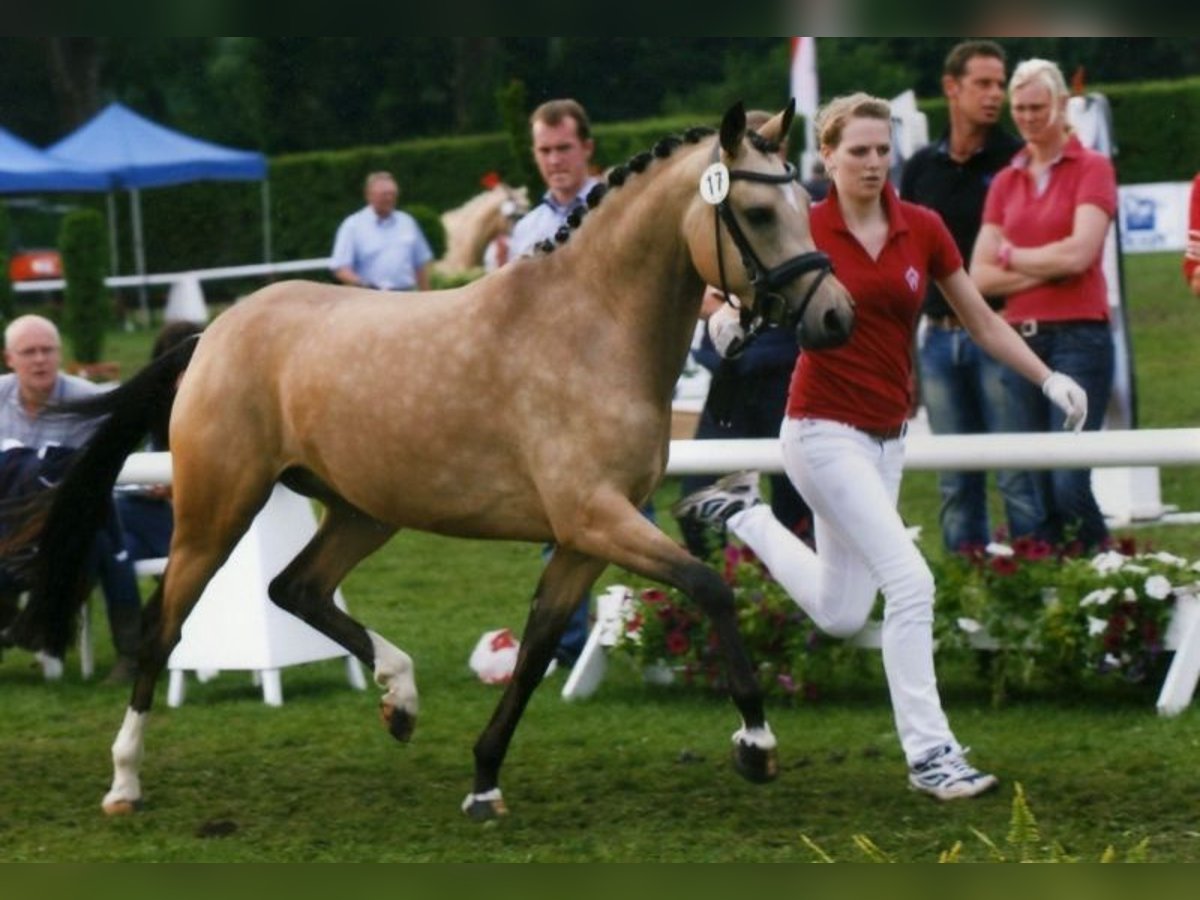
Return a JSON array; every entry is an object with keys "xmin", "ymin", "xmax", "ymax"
[
  {"xmin": 908, "ymin": 743, "xmax": 999, "ymax": 800},
  {"xmin": 671, "ymin": 470, "xmax": 763, "ymax": 531}
]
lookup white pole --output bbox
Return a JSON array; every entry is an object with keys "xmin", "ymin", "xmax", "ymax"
[
  {"xmin": 105, "ymin": 192, "xmax": 119, "ymax": 276},
  {"xmin": 116, "ymin": 429, "xmax": 1200, "ymax": 487},
  {"xmin": 261, "ymin": 179, "xmax": 272, "ymax": 265},
  {"xmin": 129, "ymin": 187, "xmax": 149, "ymax": 324},
  {"xmin": 664, "ymin": 429, "xmax": 1200, "ymax": 476}
]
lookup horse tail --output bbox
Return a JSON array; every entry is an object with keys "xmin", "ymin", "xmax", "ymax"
[{"xmin": 6, "ymin": 336, "xmax": 198, "ymax": 657}]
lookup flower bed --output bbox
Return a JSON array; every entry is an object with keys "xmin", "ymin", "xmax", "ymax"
[{"xmin": 615, "ymin": 538, "xmax": 1200, "ymax": 706}]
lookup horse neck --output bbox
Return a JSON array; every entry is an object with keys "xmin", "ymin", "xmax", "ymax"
[{"xmin": 557, "ymin": 149, "xmax": 708, "ymax": 392}]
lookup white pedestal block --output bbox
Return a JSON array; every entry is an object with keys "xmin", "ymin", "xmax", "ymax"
[
  {"xmin": 1092, "ymin": 466, "xmax": 1165, "ymax": 524},
  {"xmin": 163, "ymin": 275, "xmax": 208, "ymax": 324},
  {"xmin": 166, "ymin": 485, "xmax": 367, "ymax": 706}
]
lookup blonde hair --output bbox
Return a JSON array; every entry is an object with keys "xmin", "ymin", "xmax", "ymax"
[
  {"xmin": 1009, "ymin": 58, "xmax": 1070, "ymax": 125},
  {"xmin": 815, "ymin": 92, "xmax": 891, "ymax": 150}
]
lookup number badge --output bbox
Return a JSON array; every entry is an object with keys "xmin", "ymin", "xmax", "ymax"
[{"xmin": 699, "ymin": 162, "xmax": 730, "ymax": 205}]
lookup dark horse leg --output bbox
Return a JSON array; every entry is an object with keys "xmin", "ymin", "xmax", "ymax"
[
  {"xmin": 463, "ymin": 490, "xmax": 776, "ymax": 821},
  {"xmin": 266, "ymin": 498, "xmax": 413, "ymax": 740},
  {"xmin": 464, "ymin": 545, "xmax": 608, "ymax": 820},
  {"xmin": 577, "ymin": 493, "xmax": 775, "ymax": 781}
]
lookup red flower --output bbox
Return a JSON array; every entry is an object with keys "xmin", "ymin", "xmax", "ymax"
[
  {"xmin": 989, "ymin": 556, "xmax": 1019, "ymax": 576},
  {"xmin": 665, "ymin": 630, "xmax": 691, "ymax": 656},
  {"xmin": 480, "ymin": 171, "xmax": 502, "ymax": 189},
  {"xmin": 641, "ymin": 588, "xmax": 668, "ymax": 604}
]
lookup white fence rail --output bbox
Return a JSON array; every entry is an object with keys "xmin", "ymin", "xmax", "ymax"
[
  {"xmin": 116, "ymin": 428, "xmax": 1200, "ymax": 486},
  {"xmin": 12, "ymin": 257, "xmax": 333, "ymax": 295}
]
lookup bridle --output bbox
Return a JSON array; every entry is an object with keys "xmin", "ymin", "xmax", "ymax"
[{"xmin": 706, "ymin": 139, "xmax": 835, "ymax": 344}]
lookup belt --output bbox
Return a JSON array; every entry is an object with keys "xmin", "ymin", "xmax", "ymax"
[
  {"xmin": 857, "ymin": 422, "xmax": 908, "ymax": 442},
  {"xmin": 925, "ymin": 313, "xmax": 964, "ymax": 330},
  {"xmin": 1013, "ymin": 319, "xmax": 1104, "ymax": 337}
]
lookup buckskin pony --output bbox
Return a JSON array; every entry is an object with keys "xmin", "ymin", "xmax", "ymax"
[{"xmin": 3, "ymin": 102, "xmax": 854, "ymax": 820}]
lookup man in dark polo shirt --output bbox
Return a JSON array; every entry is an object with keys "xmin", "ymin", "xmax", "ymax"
[{"xmin": 900, "ymin": 39, "xmax": 1042, "ymax": 553}]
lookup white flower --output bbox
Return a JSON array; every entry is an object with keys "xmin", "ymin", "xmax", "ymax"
[
  {"xmin": 1091, "ymin": 551, "xmax": 1128, "ymax": 575},
  {"xmin": 1144, "ymin": 574, "xmax": 1173, "ymax": 600},
  {"xmin": 1081, "ymin": 587, "xmax": 1117, "ymax": 608},
  {"xmin": 956, "ymin": 617, "xmax": 983, "ymax": 634},
  {"xmin": 1087, "ymin": 616, "xmax": 1109, "ymax": 636},
  {"xmin": 1104, "ymin": 653, "xmax": 1123, "ymax": 669},
  {"xmin": 1145, "ymin": 551, "xmax": 1187, "ymax": 567},
  {"xmin": 1123, "ymin": 587, "xmax": 1138, "ymax": 603},
  {"xmin": 985, "ymin": 542, "xmax": 1014, "ymax": 558},
  {"xmin": 1123, "ymin": 564, "xmax": 1149, "ymax": 575}
]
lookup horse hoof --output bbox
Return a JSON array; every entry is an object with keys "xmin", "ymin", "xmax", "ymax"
[
  {"xmin": 379, "ymin": 701, "xmax": 416, "ymax": 743},
  {"xmin": 102, "ymin": 797, "xmax": 143, "ymax": 816},
  {"xmin": 462, "ymin": 791, "xmax": 508, "ymax": 822},
  {"xmin": 732, "ymin": 741, "xmax": 779, "ymax": 784}
]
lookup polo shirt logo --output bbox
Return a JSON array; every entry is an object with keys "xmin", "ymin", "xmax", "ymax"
[{"xmin": 905, "ymin": 266, "xmax": 920, "ymax": 293}]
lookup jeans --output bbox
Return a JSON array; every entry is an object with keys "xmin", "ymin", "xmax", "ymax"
[
  {"xmin": 677, "ymin": 366, "xmax": 812, "ymax": 559},
  {"xmin": 728, "ymin": 418, "xmax": 956, "ymax": 763},
  {"xmin": 995, "ymin": 322, "xmax": 1114, "ymax": 551},
  {"xmin": 919, "ymin": 325, "xmax": 1045, "ymax": 551}
]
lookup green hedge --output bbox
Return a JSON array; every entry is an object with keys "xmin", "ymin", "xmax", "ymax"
[
  {"xmin": 59, "ymin": 209, "xmax": 110, "ymax": 363},
  {"xmin": 73, "ymin": 80, "xmax": 1200, "ymax": 278}
]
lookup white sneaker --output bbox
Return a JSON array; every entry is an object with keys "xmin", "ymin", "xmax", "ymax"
[
  {"xmin": 908, "ymin": 743, "xmax": 999, "ymax": 800},
  {"xmin": 671, "ymin": 470, "xmax": 763, "ymax": 530}
]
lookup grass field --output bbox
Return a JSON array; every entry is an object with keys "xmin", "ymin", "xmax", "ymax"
[{"xmin": 1, "ymin": 252, "xmax": 1197, "ymax": 861}]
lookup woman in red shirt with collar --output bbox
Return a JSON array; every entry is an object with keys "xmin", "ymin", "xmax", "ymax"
[
  {"xmin": 1185, "ymin": 173, "xmax": 1200, "ymax": 297},
  {"xmin": 971, "ymin": 58, "xmax": 1118, "ymax": 552},
  {"xmin": 676, "ymin": 92, "xmax": 1087, "ymax": 800}
]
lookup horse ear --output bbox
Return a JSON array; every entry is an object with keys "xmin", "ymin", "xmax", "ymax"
[
  {"xmin": 720, "ymin": 101, "xmax": 747, "ymax": 156},
  {"xmin": 780, "ymin": 98, "xmax": 796, "ymax": 142}
]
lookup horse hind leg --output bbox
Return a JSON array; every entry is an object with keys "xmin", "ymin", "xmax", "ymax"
[
  {"xmin": 464, "ymin": 547, "xmax": 607, "ymax": 821},
  {"xmin": 575, "ymin": 491, "xmax": 778, "ymax": 785},
  {"xmin": 265, "ymin": 500, "xmax": 414, "ymax": 740}
]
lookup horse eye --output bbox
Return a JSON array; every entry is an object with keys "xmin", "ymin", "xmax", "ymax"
[{"xmin": 743, "ymin": 207, "xmax": 775, "ymax": 227}]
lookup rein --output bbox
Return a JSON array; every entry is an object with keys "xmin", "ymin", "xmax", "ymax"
[{"xmin": 706, "ymin": 139, "xmax": 835, "ymax": 345}]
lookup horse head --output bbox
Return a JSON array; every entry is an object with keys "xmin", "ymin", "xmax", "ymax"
[{"xmin": 687, "ymin": 101, "xmax": 855, "ymax": 351}]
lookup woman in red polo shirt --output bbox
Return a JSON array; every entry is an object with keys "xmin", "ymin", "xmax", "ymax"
[
  {"xmin": 1185, "ymin": 173, "xmax": 1200, "ymax": 297},
  {"xmin": 971, "ymin": 58, "xmax": 1118, "ymax": 552},
  {"xmin": 675, "ymin": 92, "xmax": 1087, "ymax": 800}
]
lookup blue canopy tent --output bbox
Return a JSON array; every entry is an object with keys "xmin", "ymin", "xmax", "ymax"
[
  {"xmin": 0, "ymin": 125, "xmax": 112, "ymax": 193},
  {"xmin": 47, "ymin": 102, "xmax": 270, "ymax": 318}
]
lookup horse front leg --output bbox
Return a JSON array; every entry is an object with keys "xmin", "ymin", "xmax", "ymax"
[
  {"xmin": 463, "ymin": 548, "xmax": 606, "ymax": 821},
  {"xmin": 579, "ymin": 492, "xmax": 777, "ymax": 784}
]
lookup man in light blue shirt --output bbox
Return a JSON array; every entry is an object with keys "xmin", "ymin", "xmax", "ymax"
[{"xmin": 331, "ymin": 171, "xmax": 433, "ymax": 292}]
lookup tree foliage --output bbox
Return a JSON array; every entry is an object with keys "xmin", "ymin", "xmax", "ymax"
[{"xmin": 2, "ymin": 38, "xmax": 1195, "ymax": 155}]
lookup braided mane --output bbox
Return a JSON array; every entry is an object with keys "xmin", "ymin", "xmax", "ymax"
[{"xmin": 531, "ymin": 125, "xmax": 717, "ymax": 256}]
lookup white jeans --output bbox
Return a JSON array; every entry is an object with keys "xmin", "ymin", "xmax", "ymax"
[{"xmin": 727, "ymin": 417, "xmax": 955, "ymax": 764}]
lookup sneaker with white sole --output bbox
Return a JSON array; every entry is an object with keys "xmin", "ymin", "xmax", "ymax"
[
  {"xmin": 908, "ymin": 743, "xmax": 998, "ymax": 800},
  {"xmin": 671, "ymin": 470, "xmax": 763, "ymax": 531}
]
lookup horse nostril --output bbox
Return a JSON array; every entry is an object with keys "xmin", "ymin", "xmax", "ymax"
[{"xmin": 822, "ymin": 306, "xmax": 854, "ymax": 345}]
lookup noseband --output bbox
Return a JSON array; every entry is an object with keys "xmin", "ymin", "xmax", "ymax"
[{"xmin": 705, "ymin": 140, "xmax": 835, "ymax": 343}]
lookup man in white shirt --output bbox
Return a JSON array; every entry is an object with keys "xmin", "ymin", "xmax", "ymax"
[{"xmin": 330, "ymin": 171, "xmax": 434, "ymax": 292}]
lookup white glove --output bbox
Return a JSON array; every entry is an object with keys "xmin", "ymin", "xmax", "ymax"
[
  {"xmin": 1041, "ymin": 371, "xmax": 1088, "ymax": 433},
  {"xmin": 707, "ymin": 302, "xmax": 746, "ymax": 359}
]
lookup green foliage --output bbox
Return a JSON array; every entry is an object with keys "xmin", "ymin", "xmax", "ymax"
[
  {"xmin": 933, "ymin": 539, "xmax": 1192, "ymax": 705},
  {"xmin": 802, "ymin": 784, "xmax": 1152, "ymax": 862},
  {"xmin": 496, "ymin": 78, "xmax": 532, "ymax": 189},
  {"xmin": 617, "ymin": 545, "xmax": 862, "ymax": 702},
  {"xmin": 58, "ymin": 208, "xmax": 110, "ymax": 363},
  {"xmin": 404, "ymin": 203, "xmax": 446, "ymax": 260},
  {"xmin": 0, "ymin": 203, "xmax": 13, "ymax": 325}
]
